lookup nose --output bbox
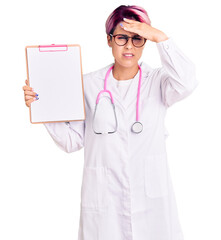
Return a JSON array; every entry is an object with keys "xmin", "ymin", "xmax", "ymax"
[{"xmin": 125, "ymin": 37, "xmax": 133, "ymax": 49}]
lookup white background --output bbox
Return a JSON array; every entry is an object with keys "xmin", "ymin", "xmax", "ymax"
[{"xmin": 0, "ymin": 0, "xmax": 220, "ymax": 239}]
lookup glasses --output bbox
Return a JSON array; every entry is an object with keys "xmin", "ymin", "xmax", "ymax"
[{"xmin": 109, "ymin": 34, "xmax": 147, "ymax": 48}]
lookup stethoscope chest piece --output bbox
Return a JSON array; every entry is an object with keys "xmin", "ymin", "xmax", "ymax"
[{"xmin": 131, "ymin": 121, "xmax": 143, "ymax": 133}]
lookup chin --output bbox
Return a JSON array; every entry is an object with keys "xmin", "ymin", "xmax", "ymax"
[{"xmin": 117, "ymin": 59, "xmax": 138, "ymax": 68}]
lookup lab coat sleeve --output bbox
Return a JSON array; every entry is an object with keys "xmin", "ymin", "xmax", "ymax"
[
  {"xmin": 43, "ymin": 120, "xmax": 85, "ymax": 153},
  {"xmin": 156, "ymin": 37, "xmax": 199, "ymax": 108}
]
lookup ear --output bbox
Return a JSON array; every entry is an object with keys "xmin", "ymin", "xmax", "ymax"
[{"xmin": 107, "ymin": 35, "xmax": 112, "ymax": 48}]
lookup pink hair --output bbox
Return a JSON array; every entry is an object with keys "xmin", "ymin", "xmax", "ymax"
[{"xmin": 105, "ymin": 5, "xmax": 151, "ymax": 36}]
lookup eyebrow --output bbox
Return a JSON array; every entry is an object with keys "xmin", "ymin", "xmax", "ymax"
[{"xmin": 115, "ymin": 33, "xmax": 140, "ymax": 37}]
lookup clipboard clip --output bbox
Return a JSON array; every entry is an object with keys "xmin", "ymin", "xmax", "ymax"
[{"xmin": 39, "ymin": 44, "xmax": 68, "ymax": 52}]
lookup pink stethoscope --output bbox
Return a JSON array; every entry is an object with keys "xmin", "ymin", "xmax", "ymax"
[{"xmin": 92, "ymin": 64, "xmax": 143, "ymax": 134}]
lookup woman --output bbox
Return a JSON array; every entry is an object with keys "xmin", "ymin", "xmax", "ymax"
[{"xmin": 23, "ymin": 5, "xmax": 198, "ymax": 240}]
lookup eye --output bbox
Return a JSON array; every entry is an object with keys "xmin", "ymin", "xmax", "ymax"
[{"xmin": 133, "ymin": 36, "xmax": 142, "ymax": 40}]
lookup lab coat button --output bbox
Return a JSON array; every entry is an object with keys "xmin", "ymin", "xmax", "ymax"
[{"xmin": 165, "ymin": 44, "xmax": 169, "ymax": 50}]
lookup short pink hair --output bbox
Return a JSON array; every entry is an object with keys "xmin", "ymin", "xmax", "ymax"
[{"xmin": 105, "ymin": 5, "xmax": 151, "ymax": 36}]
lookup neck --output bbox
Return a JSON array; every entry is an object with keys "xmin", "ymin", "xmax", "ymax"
[{"xmin": 112, "ymin": 62, "xmax": 139, "ymax": 81}]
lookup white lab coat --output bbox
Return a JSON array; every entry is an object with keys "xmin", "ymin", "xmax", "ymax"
[{"xmin": 44, "ymin": 37, "xmax": 198, "ymax": 240}]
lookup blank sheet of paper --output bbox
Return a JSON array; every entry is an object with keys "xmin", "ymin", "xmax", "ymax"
[{"xmin": 26, "ymin": 44, "xmax": 85, "ymax": 123}]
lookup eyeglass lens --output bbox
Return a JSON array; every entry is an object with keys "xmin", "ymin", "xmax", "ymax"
[{"xmin": 115, "ymin": 35, "xmax": 145, "ymax": 47}]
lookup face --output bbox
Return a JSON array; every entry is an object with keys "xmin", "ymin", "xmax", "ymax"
[{"xmin": 107, "ymin": 21, "xmax": 146, "ymax": 68}]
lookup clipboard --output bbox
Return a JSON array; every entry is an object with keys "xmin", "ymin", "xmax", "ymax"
[{"xmin": 25, "ymin": 44, "xmax": 85, "ymax": 124}]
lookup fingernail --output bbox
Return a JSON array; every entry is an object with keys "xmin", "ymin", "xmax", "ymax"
[
  {"xmin": 35, "ymin": 97, "xmax": 39, "ymax": 100},
  {"xmin": 35, "ymin": 94, "xmax": 38, "ymax": 96},
  {"xmin": 119, "ymin": 23, "xmax": 123, "ymax": 27}
]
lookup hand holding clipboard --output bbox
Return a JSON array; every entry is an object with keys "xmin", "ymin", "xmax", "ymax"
[{"xmin": 23, "ymin": 79, "xmax": 39, "ymax": 107}]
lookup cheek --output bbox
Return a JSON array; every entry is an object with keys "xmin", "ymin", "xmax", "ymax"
[
  {"xmin": 135, "ymin": 50, "xmax": 143, "ymax": 59},
  {"xmin": 112, "ymin": 47, "xmax": 122, "ymax": 58}
]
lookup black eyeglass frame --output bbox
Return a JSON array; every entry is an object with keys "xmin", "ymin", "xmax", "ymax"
[{"xmin": 109, "ymin": 33, "xmax": 147, "ymax": 48}]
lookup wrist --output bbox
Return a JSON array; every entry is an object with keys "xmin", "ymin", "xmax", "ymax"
[{"xmin": 155, "ymin": 33, "xmax": 169, "ymax": 43}]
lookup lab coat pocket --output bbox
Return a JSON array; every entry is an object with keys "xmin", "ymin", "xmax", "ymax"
[
  {"xmin": 144, "ymin": 154, "xmax": 169, "ymax": 198},
  {"xmin": 81, "ymin": 166, "xmax": 108, "ymax": 211}
]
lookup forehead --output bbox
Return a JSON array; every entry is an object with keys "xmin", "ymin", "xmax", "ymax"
[{"xmin": 113, "ymin": 21, "xmax": 138, "ymax": 36}]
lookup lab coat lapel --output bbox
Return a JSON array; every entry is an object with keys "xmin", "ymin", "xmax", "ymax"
[{"xmin": 99, "ymin": 63, "xmax": 125, "ymax": 110}]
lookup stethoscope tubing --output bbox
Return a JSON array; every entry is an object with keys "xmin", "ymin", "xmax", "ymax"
[
  {"xmin": 101, "ymin": 64, "xmax": 142, "ymax": 122},
  {"xmin": 94, "ymin": 63, "xmax": 142, "ymax": 134}
]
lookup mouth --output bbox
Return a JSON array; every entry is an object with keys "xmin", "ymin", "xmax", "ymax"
[{"xmin": 122, "ymin": 53, "xmax": 134, "ymax": 58}]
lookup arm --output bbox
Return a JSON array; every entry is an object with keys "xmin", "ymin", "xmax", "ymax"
[
  {"xmin": 156, "ymin": 37, "xmax": 199, "ymax": 107},
  {"xmin": 120, "ymin": 18, "xmax": 199, "ymax": 108},
  {"xmin": 44, "ymin": 120, "xmax": 85, "ymax": 153},
  {"xmin": 23, "ymin": 79, "xmax": 86, "ymax": 153}
]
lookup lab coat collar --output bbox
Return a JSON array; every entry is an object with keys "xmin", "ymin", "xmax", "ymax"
[{"xmin": 94, "ymin": 61, "xmax": 154, "ymax": 110}]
